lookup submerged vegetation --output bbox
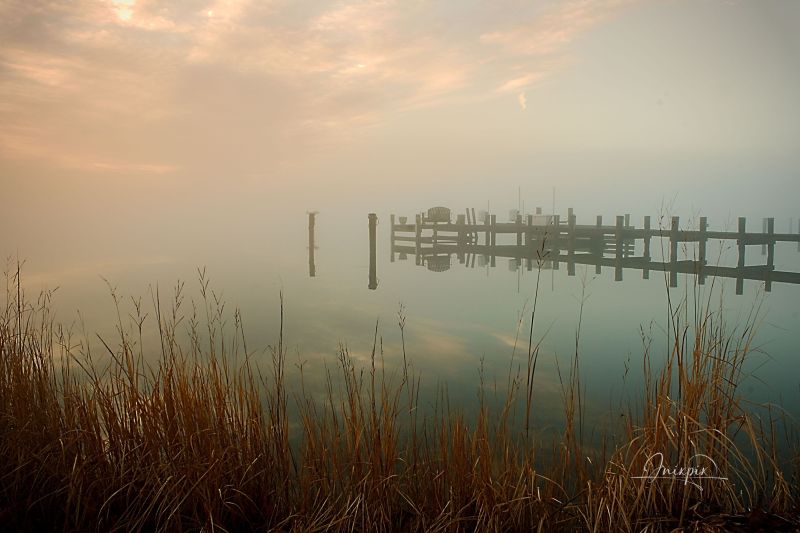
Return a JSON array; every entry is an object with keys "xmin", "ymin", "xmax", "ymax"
[{"xmin": 1, "ymin": 261, "xmax": 799, "ymax": 532}]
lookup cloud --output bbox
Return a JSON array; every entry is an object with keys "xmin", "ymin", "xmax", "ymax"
[
  {"xmin": 482, "ymin": 0, "xmax": 636, "ymax": 94},
  {"xmin": 0, "ymin": 0, "xmax": 640, "ymax": 176},
  {"xmin": 518, "ymin": 92, "xmax": 527, "ymax": 111},
  {"xmin": 498, "ymin": 71, "xmax": 553, "ymax": 94},
  {"xmin": 480, "ymin": 0, "xmax": 634, "ymax": 56}
]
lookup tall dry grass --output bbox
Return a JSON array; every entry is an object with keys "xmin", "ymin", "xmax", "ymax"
[{"xmin": 1, "ymin": 259, "xmax": 798, "ymax": 532}]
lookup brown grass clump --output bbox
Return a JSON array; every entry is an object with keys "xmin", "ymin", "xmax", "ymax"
[{"xmin": 1, "ymin": 260, "xmax": 798, "ymax": 532}]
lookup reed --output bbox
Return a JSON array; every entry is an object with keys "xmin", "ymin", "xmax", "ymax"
[{"xmin": 0, "ymin": 260, "xmax": 798, "ymax": 531}]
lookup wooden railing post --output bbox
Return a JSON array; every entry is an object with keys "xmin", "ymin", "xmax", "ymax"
[
  {"xmin": 456, "ymin": 214, "xmax": 466, "ymax": 264},
  {"xmin": 567, "ymin": 212, "xmax": 576, "ymax": 276},
  {"xmin": 698, "ymin": 216, "xmax": 707, "ymax": 285},
  {"xmin": 643, "ymin": 215, "xmax": 651, "ymax": 279},
  {"xmin": 552, "ymin": 214, "xmax": 560, "ymax": 270},
  {"xmin": 526, "ymin": 214, "xmax": 533, "ymax": 271},
  {"xmin": 669, "ymin": 216, "xmax": 679, "ymax": 288},
  {"xmin": 490, "ymin": 214, "xmax": 497, "ymax": 267},
  {"xmin": 415, "ymin": 214, "xmax": 422, "ymax": 265},
  {"xmin": 471, "ymin": 208, "xmax": 477, "ymax": 244},
  {"xmin": 595, "ymin": 215, "xmax": 602, "ymax": 274},
  {"xmin": 766, "ymin": 217, "xmax": 775, "ymax": 292},
  {"xmin": 615, "ymin": 215, "xmax": 623, "ymax": 281},
  {"xmin": 736, "ymin": 217, "xmax": 746, "ymax": 295}
]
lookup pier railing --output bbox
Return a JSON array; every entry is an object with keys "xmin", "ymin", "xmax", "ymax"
[{"xmin": 389, "ymin": 208, "xmax": 800, "ymax": 294}]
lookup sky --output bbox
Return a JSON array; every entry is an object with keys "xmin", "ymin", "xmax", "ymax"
[{"xmin": 2, "ymin": 0, "xmax": 800, "ymax": 260}]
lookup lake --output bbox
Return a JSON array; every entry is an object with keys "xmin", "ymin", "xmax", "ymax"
[{"xmin": 14, "ymin": 200, "xmax": 800, "ymax": 433}]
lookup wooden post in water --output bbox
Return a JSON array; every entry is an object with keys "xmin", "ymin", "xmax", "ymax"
[
  {"xmin": 368, "ymin": 213, "xmax": 378, "ymax": 290},
  {"xmin": 536, "ymin": 207, "xmax": 542, "ymax": 215},
  {"xmin": 490, "ymin": 214, "xmax": 497, "ymax": 267},
  {"xmin": 567, "ymin": 212, "xmax": 576, "ymax": 276},
  {"xmin": 766, "ymin": 217, "xmax": 774, "ymax": 292},
  {"xmin": 698, "ymin": 216, "xmax": 707, "ymax": 285},
  {"xmin": 471, "ymin": 208, "xmax": 477, "ymax": 244},
  {"xmin": 389, "ymin": 214, "xmax": 395, "ymax": 263},
  {"xmin": 762, "ymin": 218, "xmax": 768, "ymax": 256},
  {"xmin": 552, "ymin": 214, "xmax": 560, "ymax": 270},
  {"xmin": 525, "ymin": 214, "xmax": 533, "ymax": 244},
  {"xmin": 736, "ymin": 217, "xmax": 746, "ymax": 295},
  {"xmin": 526, "ymin": 214, "xmax": 533, "ymax": 271},
  {"xmin": 308, "ymin": 212, "xmax": 317, "ymax": 278},
  {"xmin": 485, "ymin": 212, "xmax": 491, "ymax": 246},
  {"xmin": 415, "ymin": 214, "xmax": 422, "ymax": 266},
  {"xmin": 595, "ymin": 215, "xmax": 602, "ymax": 274},
  {"xmin": 624, "ymin": 214, "xmax": 631, "ymax": 258},
  {"xmin": 643, "ymin": 215, "xmax": 651, "ymax": 280},
  {"xmin": 515, "ymin": 215, "xmax": 523, "ymax": 274},
  {"xmin": 669, "ymin": 216, "xmax": 679, "ymax": 288},
  {"xmin": 457, "ymin": 214, "xmax": 466, "ymax": 264},
  {"xmin": 614, "ymin": 215, "xmax": 623, "ymax": 281},
  {"xmin": 465, "ymin": 208, "xmax": 473, "ymax": 244}
]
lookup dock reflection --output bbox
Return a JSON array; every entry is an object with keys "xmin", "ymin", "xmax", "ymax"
[{"xmin": 388, "ymin": 207, "xmax": 800, "ymax": 294}]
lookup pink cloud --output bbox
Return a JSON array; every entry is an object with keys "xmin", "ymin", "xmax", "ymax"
[{"xmin": 0, "ymin": 0, "xmax": 639, "ymax": 173}]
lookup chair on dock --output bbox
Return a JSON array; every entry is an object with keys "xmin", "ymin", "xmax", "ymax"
[{"xmin": 426, "ymin": 206, "xmax": 451, "ymax": 223}]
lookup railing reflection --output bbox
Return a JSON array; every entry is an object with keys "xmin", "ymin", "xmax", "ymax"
[{"xmin": 389, "ymin": 207, "xmax": 800, "ymax": 294}]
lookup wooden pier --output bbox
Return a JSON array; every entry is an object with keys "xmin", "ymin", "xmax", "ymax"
[{"xmin": 389, "ymin": 207, "xmax": 800, "ymax": 294}]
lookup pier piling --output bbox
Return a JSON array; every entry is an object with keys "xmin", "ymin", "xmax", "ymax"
[
  {"xmin": 308, "ymin": 212, "xmax": 316, "ymax": 277},
  {"xmin": 368, "ymin": 213, "xmax": 378, "ymax": 290}
]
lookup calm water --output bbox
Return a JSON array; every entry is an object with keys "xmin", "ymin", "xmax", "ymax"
[
  {"xmin": 11, "ymin": 203, "xmax": 800, "ymax": 430},
  {"xmin": 3, "ymin": 0, "xmax": 800, "ymax": 450}
]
